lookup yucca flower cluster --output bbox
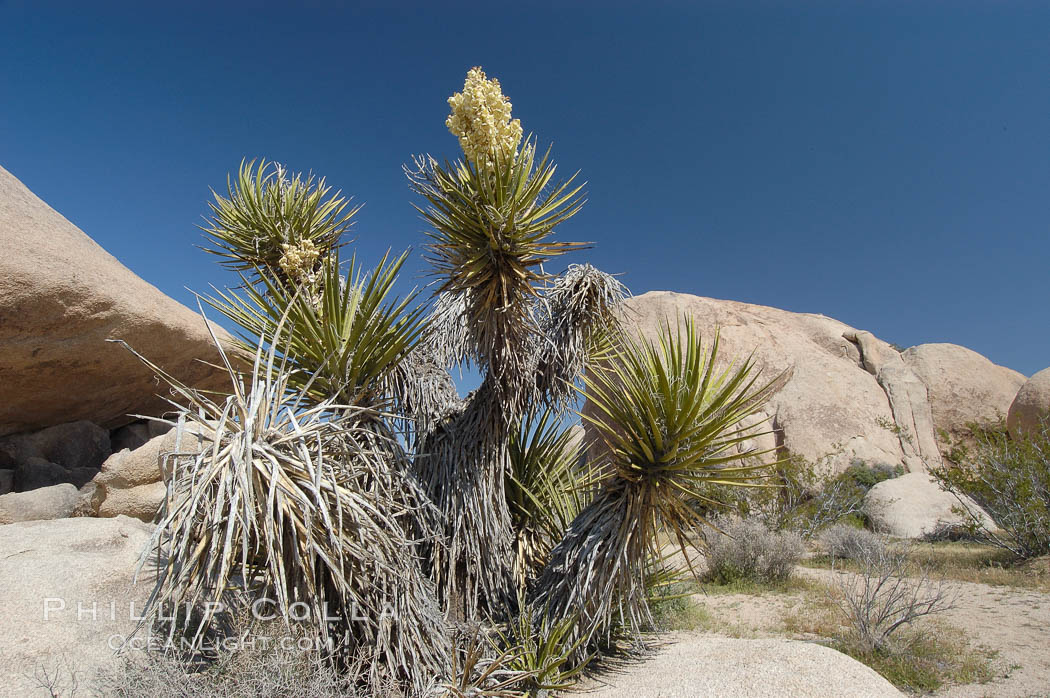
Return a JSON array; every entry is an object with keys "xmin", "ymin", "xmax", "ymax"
[
  {"xmin": 446, "ymin": 66, "xmax": 523, "ymax": 168},
  {"xmin": 278, "ymin": 238, "xmax": 321, "ymax": 282}
]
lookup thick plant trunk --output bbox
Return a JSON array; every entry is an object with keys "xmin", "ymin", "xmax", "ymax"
[{"xmin": 413, "ymin": 377, "xmax": 518, "ymax": 621}]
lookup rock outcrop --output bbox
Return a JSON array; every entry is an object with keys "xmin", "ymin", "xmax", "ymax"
[
  {"xmin": 0, "ymin": 164, "xmax": 233, "ymax": 437},
  {"xmin": 0, "ymin": 421, "xmax": 111, "ymax": 492},
  {"xmin": 845, "ymin": 330, "xmax": 942, "ymax": 471},
  {"xmin": 89, "ymin": 421, "xmax": 207, "ymax": 521},
  {"xmin": 594, "ymin": 292, "xmax": 919, "ymax": 477},
  {"xmin": 0, "ymin": 484, "xmax": 80, "ymax": 524},
  {"xmin": 902, "ymin": 343, "xmax": 1025, "ymax": 436},
  {"xmin": 0, "ymin": 516, "xmax": 153, "ymax": 696},
  {"xmin": 580, "ymin": 635, "xmax": 902, "ymax": 697},
  {"xmin": 1008, "ymin": 368, "xmax": 1050, "ymax": 438},
  {"xmin": 596, "ymin": 293, "xmax": 1026, "ymax": 485},
  {"xmin": 863, "ymin": 472, "xmax": 991, "ymax": 539}
]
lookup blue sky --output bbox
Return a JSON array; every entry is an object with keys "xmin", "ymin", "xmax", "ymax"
[{"xmin": 2, "ymin": 1, "xmax": 1047, "ymax": 376}]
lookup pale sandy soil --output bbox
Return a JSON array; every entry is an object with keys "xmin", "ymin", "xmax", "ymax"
[
  {"xmin": 932, "ymin": 578, "xmax": 1050, "ymax": 698},
  {"xmin": 677, "ymin": 567, "xmax": 1050, "ymax": 697}
]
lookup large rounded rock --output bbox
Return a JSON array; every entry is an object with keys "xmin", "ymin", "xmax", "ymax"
[
  {"xmin": 90, "ymin": 422, "xmax": 209, "ymax": 521},
  {"xmin": 97, "ymin": 481, "xmax": 167, "ymax": 522},
  {"xmin": 902, "ymin": 343, "xmax": 1025, "ymax": 437},
  {"xmin": 0, "ymin": 483, "xmax": 79, "ymax": 524},
  {"xmin": 863, "ymin": 472, "xmax": 991, "ymax": 539},
  {"xmin": 14, "ymin": 457, "xmax": 75, "ymax": 490},
  {"xmin": 590, "ymin": 292, "xmax": 925, "ymax": 477},
  {"xmin": 1008, "ymin": 368, "xmax": 1050, "ymax": 438},
  {"xmin": 0, "ymin": 164, "xmax": 234, "ymax": 437},
  {"xmin": 580, "ymin": 635, "xmax": 902, "ymax": 697},
  {"xmin": 0, "ymin": 421, "xmax": 111, "ymax": 472},
  {"xmin": 0, "ymin": 516, "xmax": 153, "ymax": 696}
]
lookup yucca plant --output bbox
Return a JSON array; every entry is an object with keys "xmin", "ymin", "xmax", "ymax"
[
  {"xmin": 202, "ymin": 249, "xmax": 424, "ymax": 409},
  {"xmin": 133, "ymin": 65, "xmax": 789, "ymax": 694},
  {"xmin": 407, "ymin": 140, "xmax": 586, "ymax": 386},
  {"xmin": 202, "ymin": 159, "xmax": 358, "ymax": 285},
  {"xmin": 441, "ymin": 626, "xmax": 531, "ymax": 698},
  {"xmin": 405, "ymin": 68, "xmax": 626, "ymax": 619},
  {"xmin": 500, "ymin": 600, "xmax": 591, "ymax": 694},
  {"xmin": 506, "ymin": 409, "xmax": 590, "ymax": 589},
  {"xmin": 120, "ymin": 324, "xmax": 448, "ymax": 694},
  {"xmin": 530, "ymin": 317, "xmax": 781, "ymax": 657}
]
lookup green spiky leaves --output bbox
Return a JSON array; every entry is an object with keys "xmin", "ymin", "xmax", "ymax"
[
  {"xmin": 507, "ymin": 409, "xmax": 590, "ymax": 587},
  {"xmin": 201, "ymin": 159, "xmax": 360, "ymax": 286},
  {"xmin": 530, "ymin": 316, "xmax": 783, "ymax": 655},
  {"xmin": 202, "ymin": 250, "xmax": 424, "ymax": 409},
  {"xmin": 408, "ymin": 140, "xmax": 587, "ymax": 379},
  {"xmin": 582, "ymin": 317, "xmax": 782, "ymax": 537}
]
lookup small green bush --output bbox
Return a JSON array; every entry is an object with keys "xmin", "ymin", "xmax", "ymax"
[
  {"xmin": 839, "ymin": 461, "xmax": 904, "ymax": 490},
  {"xmin": 502, "ymin": 605, "xmax": 589, "ymax": 693},
  {"xmin": 704, "ymin": 518, "xmax": 804, "ymax": 585},
  {"xmin": 930, "ymin": 419, "xmax": 1050, "ymax": 560},
  {"xmin": 731, "ymin": 455, "xmax": 901, "ymax": 538},
  {"xmin": 837, "ymin": 625, "xmax": 996, "ymax": 694}
]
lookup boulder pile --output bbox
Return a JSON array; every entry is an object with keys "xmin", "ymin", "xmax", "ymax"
[
  {"xmin": 594, "ymin": 291, "xmax": 1030, "ymax": 538},
  {"xmin": 0, "ymin": 165, "xmax": 235, "ymax": 524},
  {"xmin": 596, "ymin": 292, "xmax": 1025, "ymax": 477},
  {"xmin": 901, "ymin": 343, "xmax": 1025, "ymax": 438}
]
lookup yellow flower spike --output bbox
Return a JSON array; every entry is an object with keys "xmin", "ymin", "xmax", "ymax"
[{"xmin": 446, "ymin": 66, "xmax": 523, "ymax": 168}]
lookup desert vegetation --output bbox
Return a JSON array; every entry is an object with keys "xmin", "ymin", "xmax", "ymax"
[
  {"xmin": 722, "ymin": 452, "xmax": 902, "ymax": 538},
  {"xmin": 931, "ymin": 418, "xmax": 1050, "ymax": 560},
  {"xmin": 703, "ymin": 517, "xmax": 804, "ymax": 586},
  {"xmin": 90, "ymin": 67, "xmax": 1050, "ymax": 698},
  {"xmin": 652, "ymin": 517, "xmax": 1003, "ymax": 695},
  {"xmin": 620, "ymin": 434, "xmax": 1050, "ymax": 696},
  {"xmin": 112, "ymin": 67, "xmax": 786, "ymax": 696}
]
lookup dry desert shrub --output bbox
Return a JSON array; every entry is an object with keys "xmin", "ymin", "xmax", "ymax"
[
  {"xmin": 94, "ymin": 621, "xmax": 379, "ymax": 698},
  {"xmin": 704, "ymin": 517, "xmax": 804, "ymax": 585},
  {"xmin": 831, "ymin": 544, "xmax": 956, "ymax": 654},
  {"xmin": 820, "ymin": 524, "xmax": 886, "ymax": 562},
  {"xmin": 932, "ymin": 419, "xmax": 1050, "ymax": 560}
]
